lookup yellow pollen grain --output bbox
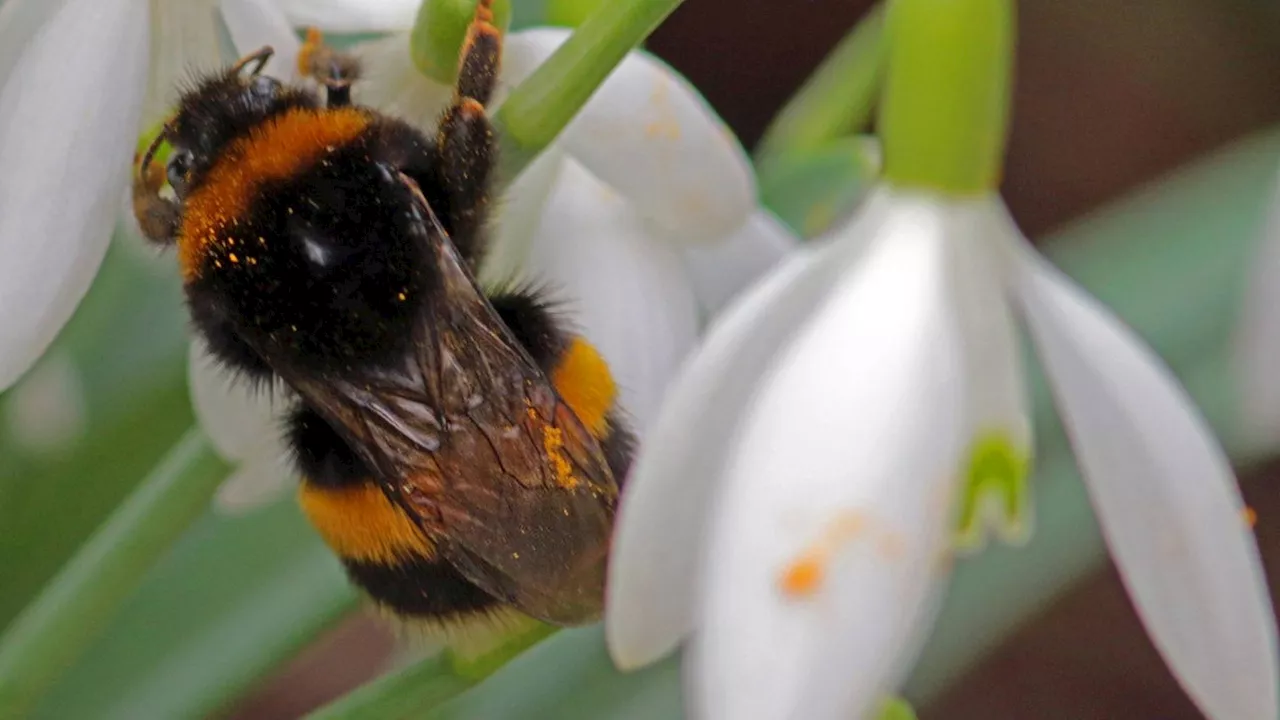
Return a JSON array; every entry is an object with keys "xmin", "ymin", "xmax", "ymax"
[
  {"xmin": 540, "ymin": 425, "xmax": 577, "ymax": 489},
  {"xmin": 178, "ymin": 106, "xmax": 369, "ymax": 280},
  {"xmin": 1244, "ymin": 506, "xmax": 1258, "ymax": 528},
  {"xmin": 397, "ymin": 292, "xmax": 407, "ymax": 301},
  {"xmin": 228, "ymin": 253, "xmax": 239, "ymax": 263}
]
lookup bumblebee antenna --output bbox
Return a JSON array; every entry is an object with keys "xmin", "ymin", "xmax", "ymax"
[
  {"xmin": 137, "ymin": 124, "xmax": 171, "ymax": 183},
  {"xmin": 232, "ymin": 46, "xmax": 274, "ymax": 77}
]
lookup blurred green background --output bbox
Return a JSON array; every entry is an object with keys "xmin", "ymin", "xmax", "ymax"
[{"xmin": 3, "ymin": 0, "xmax": 1280, "ymax": 718}]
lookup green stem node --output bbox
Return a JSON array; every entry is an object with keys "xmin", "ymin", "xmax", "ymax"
[{"xmin": 878, "ymin": 0, "xmax": 1013, "ymax": 194}]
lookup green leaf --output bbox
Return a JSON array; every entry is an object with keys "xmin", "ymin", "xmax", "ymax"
[
  {"xmin": 758, "ymin": 136, "xmax": 880, "ymax": 238},
  {"xmin": 0, "ymin": 431, "xmax": 231, "ymax": 716},
  {"xmin": 34, "ymin": 499, "xmax": 357, "ymax": 720}
]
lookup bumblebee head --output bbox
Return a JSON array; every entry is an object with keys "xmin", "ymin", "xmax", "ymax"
[{"xmin": 136, "ymin": 47, "xmax": 318, "ymax": 207}]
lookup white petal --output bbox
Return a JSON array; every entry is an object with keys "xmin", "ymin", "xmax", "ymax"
[
  {"xmin": 220, "ymin": 0, "xmax": 302, "ymax": 81},
  {"xmin": 948, "ymin": 199, "xmax": 1034, "ymax": 550},
  {"xmin": 479, "ymin": 145, "xmax": 566, "ymax": 288},
  {"xmin": 276, "ymin": 0, "xmax": 419, "ymax": 33},
  {"xmin": 606, "ymin": 242, "xmax": 840, "ymax": 670},
  {"xmin": 681, "ymin": 209, "xmax": 800, "ymax": 320},
  {"xmin": 214, "ymin": 437, "xmax": 295, "ymax": 514},
  {"xmin": 691, "ymin": 216, "xmax": 965, "ymax": 720},
  {"xmin": 1013, "ymin": 247, "xmax": 1279, "ymax": 720},
  {"xmin": 144, "ymin": 0, "xmax": 221, "ymax": 128},
  {"xmin": 351, "ymin": 33, "xmax": 452, "ymax": 130},
  {"xmin": 0, "ymin": 0, "xmax": 149, "ymax": 390},
  {"xmin": 519, "ymin": 159, "xmax": 700, "ymax": 431},
  {"xmin": 0, "ymin": 0, "xmax": 70, "ymax": 79},
  {"xmin": 501, "ymin": 29, "xmax": 756, "ymax": 243},
  {"xmin": 1234, "ymin": 167, "xmax": 1280, "ymax": 452},
  {"xmin": 187, "ymin": 339, "xmax": 279, "ymax": 462}
]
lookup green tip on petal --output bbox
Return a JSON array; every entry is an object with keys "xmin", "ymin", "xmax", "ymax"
[
  {"xmin": 135, "ymin": 122, "xmax": 173, "ymax": 169},
  {"xmin": 877, "ymin": 696, "xmax": 920, "ymax": 720},
  {"xmin": 878, "ymin": 0, "xmax": 1013, "ymax": 195},
  {"xmin": 411, "ymin": 0, "xmax": 513, "ymax": 85},
  {"xmin": 545, "ymin": 0, "xmax": 607, "ymax": 27},
  {"xmin": 955, "ymin": 431, "xmax": 1032, "ymax": 552}
]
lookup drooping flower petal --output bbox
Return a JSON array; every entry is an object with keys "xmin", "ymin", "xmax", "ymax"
[
  {"xmin": 948, "ymin": 198, "xmax": 1033, "ymax": 550},
  {"xmin": 606, "ymin": 242, "xmax": 839, "ymax": 670},
  {"xmin": 690, "ymin": 216, "xmax": 964, "ymax": 720},
  {"xmin": 187, "ymin": 339, "xmax": 279, "ymax": 461},
  {"xmin": 501, "ymin": 29, "xmax": 756, "ymax": 243},
  {"xmin": 276, "ymin": 0, "xmax": 420, "ymax": 33},
  {"xmin": 189, "ymin": 340, "xmax": 295, "ymax": 513},
  {"xmin": 681, "ymin": 209, "xmax": 799, "ymax": 320},
  {"xmin": 480, "ymin": 144, "xmax": 567, "ymax": 288},
  {"xmin": 0, "ymin": 0, "xmax": 149, "ymax": 390},
  {"xmin": 1013, "ymin": 247, "xmax": 1279, "ymax": 720},
  {"xmin": 144, "ymin": 0, "xmax": 221, "ymax": 128},
  {"xmin": 0, "ymin": 0, "xmax": 71, "ymax": 79},
  {"xmin": 352, "ymin": 32, "xmax": 452, "ymax": 129},
  {"xmin": 1233, "ymin": 168, "xmax": 1280, "ymax": 453},
  {"xmin": 215, "ymin": 437, "xmax": 295, "ymax": 513},
  {"xmin": 219, "ymin": 0, "xmax": 303, "ymax": 80},
  {"xmin": 519, "ymin": 159, "xmax": 699, "ymax": 431}
]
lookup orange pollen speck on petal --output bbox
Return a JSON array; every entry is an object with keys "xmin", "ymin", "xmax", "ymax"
[
  {"xmin": 777, "ymin": 510, "xmax": 871, "ymax": 600},
  {"xmin": 1244, "ymin": 506, "xmax": 1259, "ymax": 528},
  {"xmin": 780, "ymin": 556, "xmax": 826, "ymax": 597}
]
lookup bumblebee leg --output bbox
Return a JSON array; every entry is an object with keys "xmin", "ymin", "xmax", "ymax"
[
  {"xmin": 434, "ymin": 0, "xmax": 502, "ymax": 269},
  {"xmin": 488, "ymin": 288, "xmax": 637, "ymax": 482},
  {"xmin": 131, "ymin": 156, "xmax": 180, "ymax": 244},
  {"xmin": 298, "ymin": 27, "xmax": 360, "ymax": 108}
]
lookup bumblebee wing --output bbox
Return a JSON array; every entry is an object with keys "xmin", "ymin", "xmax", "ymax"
[{"xmin": 286, "ymin": 173, "xmax": 618, "ymax": 625}]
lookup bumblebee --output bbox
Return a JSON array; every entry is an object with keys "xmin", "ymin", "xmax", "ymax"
[{"xmin": 132, "ymin": 1, "xmax": 634, "ymax": 628}]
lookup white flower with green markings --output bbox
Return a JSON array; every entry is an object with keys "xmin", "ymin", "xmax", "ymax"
[
  {"xmin": 606, "ymin": 1, "xmax": 1279, "ymax": 718},
  {"xmin": 0, "ymin": 0, "xmax": 300, "ymax": 390}
]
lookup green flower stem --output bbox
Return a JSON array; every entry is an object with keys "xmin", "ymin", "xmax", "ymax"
[
  {"xmin": 411, "ymin": 0, "xmax": 513, "ymax": 84},
  {"xmin": 0, "ymin": 430, "xmax": 230, "ymax": 718},
  {"xmin": 755, "ymin": 5, "xmax": 886, "ymax": 172},
  {"xmin": 544, "ymin": 0, "xmax": 607, "ymax": 27},
  {"xmin": 308, "ymin": 623, "xmax": 557, "ymax": 719},
  {"xmin": 878, "ymin": 0, "xmax": 1013, "ymax": 194},
  {"xmin": 306, "ymin": 653, "xmax": 471, "ymax": 720},
  {"xmin": 493, "ymin": 0, "xmax": 686, "ymax": 180}
]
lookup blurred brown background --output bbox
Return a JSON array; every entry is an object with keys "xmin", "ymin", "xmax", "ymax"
[{"xmin": 231, "ymin": 0, "xmax": 1280, "ymax": 717}]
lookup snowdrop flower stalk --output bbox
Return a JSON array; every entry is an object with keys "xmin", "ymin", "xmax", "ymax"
[
  {"xmin": 0, "ymin": 0, "xmax": 302, "ymax": 390},
  {"xmin": 606, "ymin": 0, "xmax": 1280, "ymax": 718},
  {"xmin": 198, "ymin": 0, "xmax": 798, "ymax": 511}
]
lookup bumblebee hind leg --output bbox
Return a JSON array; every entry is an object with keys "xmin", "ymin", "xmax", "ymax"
[{"xmin": 432, "ymin": 0, "xmax": 503, "ymax": 270}]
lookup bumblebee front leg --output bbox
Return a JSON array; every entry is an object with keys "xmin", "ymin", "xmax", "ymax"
[
  {"xmin": 298, "ymin": 28, "xmax": 360, "ymax": 108},
  {"xmin": 131, "ymin": 148, "xmax": 180, "ymax": 244},
  {"xmin": 435, "ymin": 0, "xmax": 503, "ymax": 268}
]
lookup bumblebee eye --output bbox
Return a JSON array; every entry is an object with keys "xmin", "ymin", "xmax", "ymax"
[{"xmin": 167, "ymin": 150, "xmax": 194, "ymax": 195}]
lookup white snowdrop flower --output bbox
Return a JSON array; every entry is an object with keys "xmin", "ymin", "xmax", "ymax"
[
  {"xmin": 196, "ymin": 20, "xmax": 798, "ymax": 512},
  {"xmin": 607, "ymin": 185, "xmax": 1280, "ymax": 720},
  {"xmin": 0, "ymin": 0, "xmax": 301, "ymax": 390}
]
